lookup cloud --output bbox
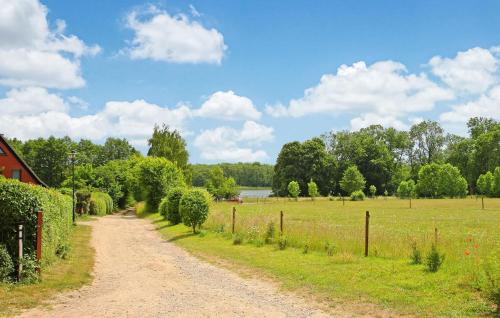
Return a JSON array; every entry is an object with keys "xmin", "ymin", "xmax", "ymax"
[
  {"xmin": 0, "ymin": 88, "xmax": 192, "ymax": 143},
  {"xmin": 265, "ymin": 61, "xmax": 454, "ymax": 119},
  {"xmin": 194, "ymin": 121, "xmax": 273, "ymax": 162},
  {"xmin": 429, "ymin": 47, "xmax": 498, "ymax": 95},
  {"xmin": 124, "ymin": 5, "xmax": 226, "ymax": 64},
  {"xmin": 440, "ymin": 85, "xmax": 500, "ymax": 123},
  {"xmin": 196, "ymin": 90, "xmax": 261, "ymax": 121},
  {"xmin": 0, "ymin": 0, "xmax": 100, "ymax": 89},
  {"xmin": 350, "ymin": 113, "xmax": 408, "ymax": 131}
]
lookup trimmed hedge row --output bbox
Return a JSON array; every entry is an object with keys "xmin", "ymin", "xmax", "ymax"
[
  {"xmin": 0, "ymin": 178, "xmax": 72, "ymax": 267},
  {"xmin": 90, "ymin": 192, "xmax": 113, "ymax": 216}
]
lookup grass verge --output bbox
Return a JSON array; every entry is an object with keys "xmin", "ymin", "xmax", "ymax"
[
  {"xmin": 141, "ymin": 207, "xmax": 497, "ymax": 318},
  {"xmin": 0, "ymin": 224, "xmax": 95, "ymax": 317}
]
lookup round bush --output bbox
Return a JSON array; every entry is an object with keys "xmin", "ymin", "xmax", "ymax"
[
  {"xmin": 350, "ymin": 190, "xmax": 365, "ymax": 201},
  {"xmin": 0, "ymin": 244, "xmax": 14, "ymax": 282},
  {"xmin": 179, "ymin": 189, "xmax": 211, "ymax": 233},
  {"xmin": 159, "ymin": 197, "xmax": 169, "ymax": 218},
  {"xmin": 166, "ymin": 187, "xmax": 185, "ymax": 224}
]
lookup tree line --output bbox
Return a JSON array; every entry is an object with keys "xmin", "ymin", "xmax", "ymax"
[
  {"xmin": 273, "ymin": 117, "xmax": 500, "ymax": 198},
  {"xmin": 192, "ymin": 163, "xmax": 273, "ymax": 188}
]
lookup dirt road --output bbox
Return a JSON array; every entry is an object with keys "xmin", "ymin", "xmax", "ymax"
[{"xmin": 17, "ymin": 211, "xmax": 342, "ymax": 318}]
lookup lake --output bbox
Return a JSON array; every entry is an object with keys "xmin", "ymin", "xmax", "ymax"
[{"xmin": 239, "ymin": 189, "xmax": 273, "ymax": 198}]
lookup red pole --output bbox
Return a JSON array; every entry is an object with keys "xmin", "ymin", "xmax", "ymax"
[{"xmin": 36, "ymin": 211, "xmax": 43, "ymax": 274}]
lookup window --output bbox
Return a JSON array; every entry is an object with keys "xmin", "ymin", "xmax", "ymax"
[
  {"xmin": 11, "ymin": 169, "xmax": 21, "ymax": 180},
  {"xmin": 0, "ymin": 146, "xmax": 5, "ymax": 155}
]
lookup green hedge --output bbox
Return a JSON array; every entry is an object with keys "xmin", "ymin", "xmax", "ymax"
[
  {"xmin": 89, "ymin": 192, "xmax": 113, "ymax": 216},
  {"xmin": 0, "ymin": 179, "xmax": 72, "ymax": 267}
]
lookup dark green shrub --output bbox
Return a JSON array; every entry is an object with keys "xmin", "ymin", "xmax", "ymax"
[
  {"xmin": 350, "ymin": 190, "xmax": 365, "ymax": 201},
  {"xmin": 426, "ymin": 245, "xmax": 445, "ymax": 272},
  {"xmin": 325, "ymin": 242, "xmax": 336, "ymax": 256},
  {"xmin": 76, "ymin": 190, "xmax": 91, "ymax": 214},
  {"xmin": 165, "ymin": 187, "xmax": 185, "ymax": 224},
  {"xmin": 264, "ymin": 222, "xmax": 275, "ymax": 243},
  {"xmin": 410, "ymin": 242, "xmax": 422, "ymax": 265},
  {"xmin": 277, "ymin": 236, "xmax": 287, "ymax": 250},
  {"xmin": 159, "ymin": 197, "xmax": 169, "ymax": 218},
  {"xmin": 303, "ymin": 244, "xmax": 309, "ymax": 254},
  {"xmin": 0, "ymin": 244, "xmax": 14, "ymax": 282},
  {"xmin": 20, "ymin": 255, "xmax": 39, "ymax": 283},
  {"xmin": 232, "ymin": 233, "xmax": 243, "ymax": 245},
  {"xmin": 179, "ymin": 189, "xmax": 211, "ymax": 233},
  {"xmin": 0, "ymin": 179, "xmax": 72, "ymax": 267}
]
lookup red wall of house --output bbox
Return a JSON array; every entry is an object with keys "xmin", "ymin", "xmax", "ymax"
[{"xmin": 0, "ymin": 140, "xmax": 40, "ymax": 185}]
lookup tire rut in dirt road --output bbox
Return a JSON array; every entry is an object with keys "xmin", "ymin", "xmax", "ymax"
[{"xmin": 16, "ymin": 211, "xmax": 347, "ymax": 318}]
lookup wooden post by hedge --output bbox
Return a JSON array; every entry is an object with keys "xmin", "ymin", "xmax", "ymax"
[
  {"xmin": 36, "ymin": 211, "xmax": 43, "ymax": 274},
  {"xmin": 17, "ymin": 224, "xmax": 23, "ymax": 281},
  {"xmin": 232, "ymin": 207, "xmax": 236, "ymax": 234},
  {"xmin": 364, "ymin": 211, "xmax": 370, "ymax": 257},
  {"xmin": 481, "ymin": 196, "xmax": 484, "ymax": 210}
]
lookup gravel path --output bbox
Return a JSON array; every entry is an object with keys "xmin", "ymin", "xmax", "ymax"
[{"xmin": 17, "ymin": 210, "xmax": 346, "ymax": 318}]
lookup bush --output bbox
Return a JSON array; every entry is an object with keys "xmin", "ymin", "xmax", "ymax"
[
  {"xmin": 0, "ymin": 244, "xmax": 14, "ymax": 282},
  {"xmin": 369, "ymin": 185, "xmax": 377, "ymax": 198},
  {"xmin": 159, "ymin": 197, "xmax": 169, "ymax": 218},
  {"xmin": 493, "ymin": 167, "xmax": 500, "ymax": 197},
  {"xmin": 232, "ymin": 233, "xmax": 243, "ymax": 245},
  {"xmin": 264, "ymin": 222, "xmax": 275, "ymax": 243},
  {"xmin": 477, "ymin": 171, "xmax": 494, "ymax": 197},
  {"xmin": 287, "ymin": 181, "xmax": 300, "ymax": 200},
  {"xmin": 89, "ymin": 192, "xmax": 113, "ymax": 216},
  {"xmin": 426, "ymin": 245, "xmax": 445, "ymax": 272},
  {"xmin": 0, "ymin": 179, "xmax": 72, "ymax": 267},
  {"xmin": 179, "ymin": 189, "xmax": 211, "ymax": 233},
  {"xmin": 277, "ymin": 236, "xmax": 287, "ymax": 250},
  {"xmin": 417, "ymin": 163, "xmax": 467, "ymax": 198},
  {"xmin": 76, "ymin": 190, "xmax": 91, "ymax": 215},
  {"xmin": 307, "ymin": 179, "xmax": 318, "ymax": 200},
  {"xmin": 137, "ymin": 157, "xmax": 185, "ymax": 212},
  {"xmin": 165, "ymin": 187, "xmax": 185, "ymax": 224},
  {"xmin": 397, "ymin": 180, "xmax": 416, "ymax": 198},
  {"xmin": 340, "ymin": 165, "xmax": 366, "ymax": 195},
  {"xmin": 350, "ymin": 190, "xmax": 365, "ymax": 201},
  {"xmin": 410, "ymin": 242, "xmax": 422, "ymax": 265}
]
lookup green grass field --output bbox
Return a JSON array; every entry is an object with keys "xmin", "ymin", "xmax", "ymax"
[
  {"xmin": 0, "ymin": 225, "xmax": 95, "ymax": 317},
  {"xmin": 141, "ymin": 197, "xmax": 500, "ymax": 317}
]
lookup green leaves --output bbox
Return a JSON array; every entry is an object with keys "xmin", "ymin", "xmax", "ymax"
[
  {"xmin": 179, "ymin": 189, "xmax": 211, "ymax": 233},
  {"xmin": 340, "ymin": 165, "xmax": 366, "ymax": 195}
]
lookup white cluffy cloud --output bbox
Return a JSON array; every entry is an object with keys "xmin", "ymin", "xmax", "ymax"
[
  {"xmin": 429, "ymin": 47, "xmax": 498, "ymax": 94},
  {"xmin": 125, "ymin": 5, "xmax": 226, "ymax": 64},
  {"xmin": 194, "ymin": 121, "xmax": 274, "ymax": 162},
  {"xmin": 0, "ymin": 87, "xmax": 192, "ymax": 143},
  {"xmin": 440, "ymin": 85, "xmax": 500, "ymax": 123},
  {"xmin": 266, "ymin": 61, "xmax": 454, "ymax": 123},
  {"xmin": 196, "ymin": 90, "xmax": 261, "ymax": 121},
  {"xmin": 0, "ymin": 0, "xmax": 100, "ymax": 89}
]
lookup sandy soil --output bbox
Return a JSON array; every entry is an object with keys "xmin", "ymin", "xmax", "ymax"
[{"xmin": 16, "ymin": 210, "xmax": 356, "ymax": 318}]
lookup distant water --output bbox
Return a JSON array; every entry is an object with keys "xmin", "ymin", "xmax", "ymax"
[{"xmin": 239, "ymin": 189, "xmax": 273, "ymax": 198}]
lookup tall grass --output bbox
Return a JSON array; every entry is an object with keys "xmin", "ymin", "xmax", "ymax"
[{"xmin": 204, "ymin": 197, "xmax": 500, "ymax": 263}]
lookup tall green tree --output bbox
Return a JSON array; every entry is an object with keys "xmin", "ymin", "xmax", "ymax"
[
  {"xmin": 340, "ymin": 165, "xmax": 366, "ymax": 195},
  {"xmin": 409, "ymin": 120, "xmax": 445, "ymax": 178},
  {"xmin": 147, "ymin": 124, "xmax": 190, "ymax": 183},
  {"xmin": 99, "ymin": 138, "xmax": 139, "ymax": 164}
]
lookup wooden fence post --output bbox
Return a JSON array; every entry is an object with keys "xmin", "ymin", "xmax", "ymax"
[
  {"xmin": 342, "ymin": 196, "xmax": 345, "ymax": 206},
  {"xmin": 434, "ymin": 227, "xmax": 438, "ymax": 246},
  {"xmin": 409, "ymin": 198, "xmax": 412, "ymax": 209},
  {"xmin": 232, "ymin": 207, "xmax": 236, "ymax": 234},
  {"xmin": 364, "ymin": 211, "xmax": 370, "ymax": 257},
  {"xmin": 17, "ymin": 224, "xmax": 23, "ymax": 281},
  {"xmin": 36, "ymin": 211, "xmax": 43, "ymax": 274},
  {"xmin": 481, "ymin": 196, "xmax": 484, "ymax": 210},
  {"xmin": 280, "ymin": 211, "xmax": 284, "ymax": 236}
]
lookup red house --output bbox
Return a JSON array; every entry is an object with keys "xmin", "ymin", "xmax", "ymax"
[{"xmin": 0, "ymin": 134, "xmax": 47, "ymax": 187}]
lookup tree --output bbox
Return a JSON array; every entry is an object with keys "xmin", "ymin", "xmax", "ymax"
[
  {"xmin": 179, "ymin": 189, "xmax": 211, "ymax": 233},
  {"xmin": 164, "ymin": 187, "xmax": 185, "ymax": 224},
  {"xmin": 397, "ymin": 180, "xmax": 416, "ymax": 198},
  {"xmin": 136, "ymin": 157, "xmax": 185, "ymax": 211},
  {"xmin": 493, "ymin": 167, "xmax": 500, "ymax": 197},
  {"xmin": 147, "ymin": 124, "xmax": 190, "ymax": 182},
  {"xmin": 437, "ymin": 164, "xmax": 467, "ymax": 198},
  {"xmin": 369, "ymin": 185, "xmax": 377, "ymax": 198},
  {"xmin": 288, "ymin": 181, "xmax": 300, "ymax": 200},
  {"xmin": 340, "ymin": 165, "xmax": 365, "ymax": 195},
  {"xmin": 205, "ymin": 166, "xmax": 239, "ymax": 199},
  {"xmin": 99, "ymin": 138, "xmax": 138, "ymax": 164},
  {"xmin": 307, "ymin": 179, "xmax": 318, "ymax": 200},
  {"xmin": 416, "ymin": 163, "xmax": 441, "ymax": 198},
  {"xmin": 467, "ymin": 117, "xmax": 498, "ymax": 139},
  {"xmin": 477, "ymin": 172, "xmax": 494, "ymax": 196},
  {"xmin": 409, "ymin": 120, "xmax": 445, "ymax": 178}
]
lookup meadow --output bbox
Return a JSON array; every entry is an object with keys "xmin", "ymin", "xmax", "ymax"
[{"xmin": 142, "ymin": 197, "xmax": 500, "ymax": 317}]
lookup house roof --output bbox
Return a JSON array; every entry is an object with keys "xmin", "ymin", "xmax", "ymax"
[{"xmin": 0, "ymin": 134, "xmax": 48, "ymax": 187}]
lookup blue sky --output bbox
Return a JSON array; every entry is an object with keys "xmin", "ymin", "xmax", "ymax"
[{"xmin": 1, "ymin": 0, "xmax": 499, "ymax": 163}]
